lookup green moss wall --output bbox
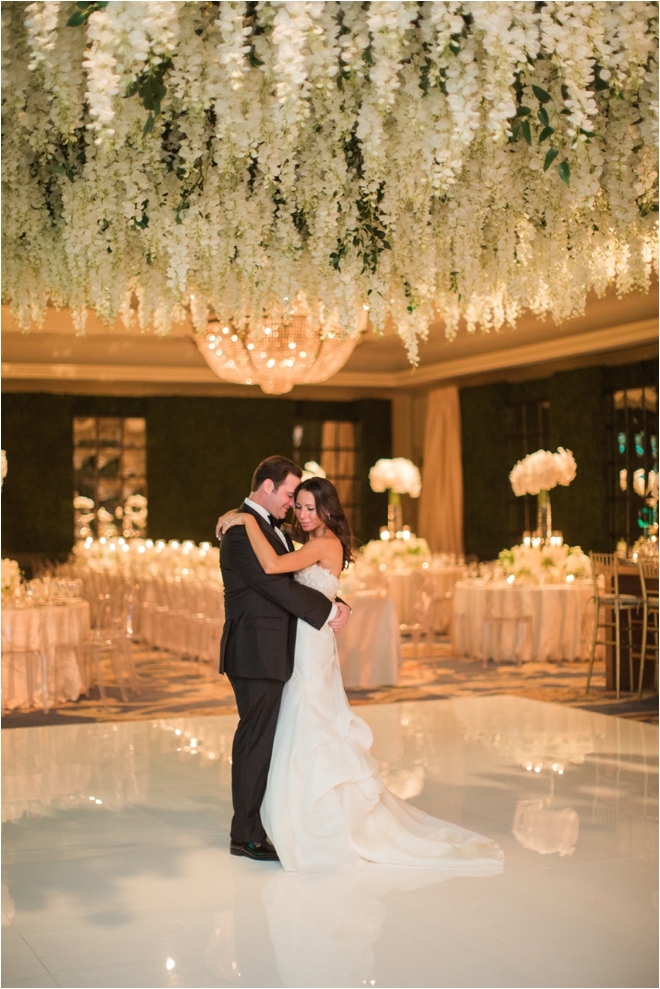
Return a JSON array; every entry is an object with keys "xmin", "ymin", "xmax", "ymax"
[
  {"xmin": 459, "ymin": 382, "xmax": 510, "ymax": 562},
  {"xmin": 1, "ymin": 394, "xmax": 391, "ymax": 556},
  {"xmin": 5, "ymin": 359, "xmax": 654, "ymax": 561},
  {"xmin": 460, "ymin": 359, "xmax": 658, "ymax": 559},
  {"xmin": 2, "ymin": 394, "xmax": 76, "ymax": 556}
]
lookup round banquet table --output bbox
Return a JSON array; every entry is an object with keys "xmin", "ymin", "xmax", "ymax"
[
  {"xmin": 1, "ymin": 600, "xmax": 89, "ymax": 710},
  {"xmin": 382, "ymin": 571, "xmax": 422, "ymax": 626},
  {"xmin": 428, "ymin": 564, "xmax": 468, "ymax": 598},
  {"xmin": 451, "ymin": 579, "xmax": 599, "ymax": 663},
  {"xmin": 378, "ymin": 565, "xmax": 466, "ymax": 626},
  {"xmin": 335, "ymin": 593, "xmax": 402, "ymax": 688}
]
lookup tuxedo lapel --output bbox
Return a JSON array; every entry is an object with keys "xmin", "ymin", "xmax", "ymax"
[{"xmin": 239, "ymin": 502, "xmax": 289, "ymax": 555}]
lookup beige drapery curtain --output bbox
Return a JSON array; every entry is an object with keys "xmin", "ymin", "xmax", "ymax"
[{"xmin": 418, "ymin": 387, "xmax": 464, "ymax": 556}]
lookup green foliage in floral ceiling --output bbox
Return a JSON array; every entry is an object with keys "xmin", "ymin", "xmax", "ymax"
[{"xmin": 2, "ymin": 1, "xmax": 658, "ymax": 362}]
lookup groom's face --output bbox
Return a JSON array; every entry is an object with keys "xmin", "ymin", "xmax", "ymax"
[{"xmin": 262, "ymin": 473, "xmax": 300, "ymax": 520}]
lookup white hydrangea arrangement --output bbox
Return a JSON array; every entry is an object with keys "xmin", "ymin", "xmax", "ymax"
[
  {"xmin": 360, "ymin": 534, "xmax": 431, "ymax": 570},
  {"xmin": 369, "ymin": 458, "xmax": 422, "ymax": 497},
  {"xmin": 498, "ymin": 543, "xmax": 591, "ymax": 583},
  {"xmin": 301, "ymin": 461, "xmax": 326, "ymax": 481},
  {"xmin": 2, "ymin": 558, "xmax": 22, "ymax": 597},
  {"xmin": 510, "ymin": 447, "xmax": 577, "ymax": 497},
  {"xmin": 2, "ymin": 2, "xmax": 657, "ymax": 363}
]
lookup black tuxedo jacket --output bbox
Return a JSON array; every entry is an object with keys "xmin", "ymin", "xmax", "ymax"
[{"xmin": 219, "ymin": 502, "xmax": 334, "ymax": 681}]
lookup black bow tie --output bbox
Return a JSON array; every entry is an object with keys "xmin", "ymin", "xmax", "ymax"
[{"xmin": 267, "ymin": 514, "xmax": 284, "ymax": 530}]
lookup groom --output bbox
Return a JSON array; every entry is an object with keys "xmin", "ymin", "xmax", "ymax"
[{"xmin": 218, "ymin": 455, "xmax": 350, "ymax": 861}]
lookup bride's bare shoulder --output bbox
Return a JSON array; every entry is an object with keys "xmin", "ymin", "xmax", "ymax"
[
  {"xmin": 319, "ymin": 530, "xmax": 342, "ymax": 546},
  {"xmin": 320, "ymin": 532, "xmax": 344, "ymax": 558}
]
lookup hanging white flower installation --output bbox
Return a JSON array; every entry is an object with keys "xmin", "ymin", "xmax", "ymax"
[{"xmin": 2, "ymin": 2, "xmax": 658, "ymax": 363}]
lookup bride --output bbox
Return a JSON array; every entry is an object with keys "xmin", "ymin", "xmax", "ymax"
[{"xmin": 219, "ymin": 476, "xmax": 503, "ymax": 875}]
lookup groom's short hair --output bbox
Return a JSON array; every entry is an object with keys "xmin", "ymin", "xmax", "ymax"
[{"xmin": 251, "ymin": 455, "xmax": 302, "ymax": 492}]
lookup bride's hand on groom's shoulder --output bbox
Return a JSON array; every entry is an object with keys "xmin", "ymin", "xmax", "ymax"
[{"xmin": 215, "ymin": 508, "xmax": 241, "ymax": 540}]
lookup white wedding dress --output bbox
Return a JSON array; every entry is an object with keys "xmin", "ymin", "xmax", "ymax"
[{"xmin": 261, "ymin": 564, "xmax": 504, "ymax": 874}]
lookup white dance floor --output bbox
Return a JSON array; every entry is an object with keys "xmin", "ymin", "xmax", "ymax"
[{"xmin": 2, "ymin": 696, "xmax": 657, "ymax": 989}]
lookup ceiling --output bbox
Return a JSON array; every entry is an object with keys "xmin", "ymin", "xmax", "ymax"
[{"xmin": 2, "ymin": 285, "xmax": 657, "ymax": 400}]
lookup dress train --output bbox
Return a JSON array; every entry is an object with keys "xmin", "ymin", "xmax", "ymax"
[{"xmin": 261, "ymin": 565, "xmax": 504, "ymax": 875}]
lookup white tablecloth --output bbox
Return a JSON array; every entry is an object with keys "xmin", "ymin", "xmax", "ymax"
[
  {"xmin": 382, "ymin": 571, "xmax": 422, "ymax": 626},
  {"xmin": 427, "ymin": 564, "xmax": 468, "ymax": 601},
  {"xmin": 336, "ymin": 594, "xmax": 402, "ymax": 688},
  {"xmin": 452, "ymin": 580, "xmax": 598, "ymax": 663},
  {"xmin": 2, "ymin": 600, "xmax": 89, "ymax": 710},
  {"xmin": 356, "ymin": 565, "xmax": 465, "ymax": 628}
]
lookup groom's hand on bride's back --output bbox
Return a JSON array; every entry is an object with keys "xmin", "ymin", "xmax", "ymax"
[{"xmin": 328, "ymin": 601, "xmax": 350, "ymax": 632}]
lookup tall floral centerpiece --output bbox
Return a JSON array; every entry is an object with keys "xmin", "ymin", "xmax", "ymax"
[
  {"xmin": 301, "ymin": 461, "xmax": 326, "ymax": 481},
  {"xmin": 509, "ymin": 448, "xmax": 577, "ymax": 543},
  {"xmin": 369, "ymin": 458, "xmax": 421, "ymax": 537}
]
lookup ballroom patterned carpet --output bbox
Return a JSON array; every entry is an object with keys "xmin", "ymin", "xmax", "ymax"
[{"xmin": 2, "ymin": 640, "xmax": 657, "ymax": 728}]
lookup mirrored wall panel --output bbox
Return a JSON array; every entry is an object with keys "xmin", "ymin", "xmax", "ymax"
[{"xmin": 73, "ymin": 417, "xmax": 147, "ymax": 539}]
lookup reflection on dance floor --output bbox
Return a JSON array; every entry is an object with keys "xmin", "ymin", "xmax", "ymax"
[{"xmin": 2, "ymin": 696, "xmax": 657, "ymax": 988}]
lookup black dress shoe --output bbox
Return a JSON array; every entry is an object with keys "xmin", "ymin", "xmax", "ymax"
[{"xmin": 230, "ymin": 839, "xmax": 279, "ymax": 861}]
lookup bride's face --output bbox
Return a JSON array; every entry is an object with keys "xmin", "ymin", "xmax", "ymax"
[{"xmin": 295, "ymin": 490, "xmax": 323, "ymax": 533}]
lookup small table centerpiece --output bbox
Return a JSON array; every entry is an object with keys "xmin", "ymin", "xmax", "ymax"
[
  {"xmin": 1, "ymin": 558, "xmax": 22, "ymax": 604},
  {"xmin": 360, "ymin": 531, "xmax": 432, "ymax": 571},
  {"xmin": 497, "ymin": 542, "xmax": 591, "ymax": 584}
]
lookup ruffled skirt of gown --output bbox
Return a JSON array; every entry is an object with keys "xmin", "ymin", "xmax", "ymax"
[{"xmin": 261, "ymin": 617, "xmax": 504, "ymax": 874}]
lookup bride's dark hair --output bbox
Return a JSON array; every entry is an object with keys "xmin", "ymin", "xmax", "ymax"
[{"xmin": 290, "ymin": 477, "xmax": 354, "ymax": 569}]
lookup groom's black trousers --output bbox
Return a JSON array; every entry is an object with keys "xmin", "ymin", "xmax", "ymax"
[{"xmin": 227, "ymin": 674, "xmax": 285, "ymax": 843}]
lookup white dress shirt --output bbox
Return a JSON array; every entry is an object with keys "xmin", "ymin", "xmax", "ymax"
[
  {"xmin": 245, "ymin": 497, "xmax": 288, "ymax": 548},
  {"xmin": 243, "ymin": 496, "xmax": 337, "ymax": 622}
]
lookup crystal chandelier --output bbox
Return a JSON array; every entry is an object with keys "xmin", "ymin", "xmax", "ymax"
[{"xmin": 195, "ymin": 298, "xmax": 363, "ymax": 395}]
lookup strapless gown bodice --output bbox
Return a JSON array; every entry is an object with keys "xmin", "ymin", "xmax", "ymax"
[{"xmin": 294, "ymin": 564, "xmax": 340, "ymax": 602}]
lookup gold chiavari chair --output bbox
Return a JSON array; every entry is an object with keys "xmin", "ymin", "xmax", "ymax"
[
  {"xmin": 637, "ymin": 558, "xmax": 659, "ymax": 701},
  {"xmin": 587, "ymin": 552, "xmax": 643, "ymax": 699}
]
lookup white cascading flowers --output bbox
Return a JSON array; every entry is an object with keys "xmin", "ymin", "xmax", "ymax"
[
  {"xmin": 509, "ymin": 447, "xmax": 577, "ymax": 497},
  {"xmin": 2, "ymin": 2, "xmax": 658, "ymax": 362}
]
